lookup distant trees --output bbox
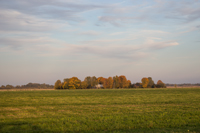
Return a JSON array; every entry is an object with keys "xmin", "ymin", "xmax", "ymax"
[
  {"xmin": 0, "ymin": 85, "xmax": 13, "ymax": 89},
  {"xmin": 52, "ymin": 76, "xmax": 166, "ymax": 90},
  {"xmin": 138, "ymin": 77, "xmax": 165, "ymax": 88},
  {"xmin": 56, "ymin": 77, "xmax": 82, "ymax": 89},
  {"xmin": 0, "ymin": 83, "xmax": 54, "ymax": 89},
  {"xmin": 156, "ymin": 80, "xmax": 166, "ymax": 88},
  {"xmin": 119, "ymin": 75, "xmax": 130, "ymax": 88},
  {"xmin": 80, "ymin": 81, "xmax": 88, "ymax": 89},
  {"xmin": 103, "ymin": 77, "xmax": 113, "ymax": 89},
  {"xmin": 54, "ymin": 75, "xmax": 133, "ymax": 90},
  {"xmin": 84, "ymin": 76, "xmax": 98, "ymax": 89},
  {"xmin": 0, "ymin": 76, "xmax": 167, "ymax": 90},
  {"xmin": 0, "ymin": 85, "xmax": 6, "ymax": 89}
]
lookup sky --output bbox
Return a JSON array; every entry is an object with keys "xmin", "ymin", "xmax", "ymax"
[{"xmin": 0, "ymin": 0, "xmax": 200, "ymax": 86}]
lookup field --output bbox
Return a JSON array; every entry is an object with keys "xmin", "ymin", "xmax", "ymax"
[{"xmin": 0, "ymin": 88, "xmax": 200, "ymax": 133}]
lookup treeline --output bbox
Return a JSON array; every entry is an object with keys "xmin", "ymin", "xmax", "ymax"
[
  {"xmin": 166, "ymin": 83, "xmax": 200, "ymax": 87},
  {"xmin": 0, "ymin": 83, "xmax": 54, "ymax": 89},
  {"xmin": 54, "ymin": 76, "xmax": 166, "ymax": 89}
]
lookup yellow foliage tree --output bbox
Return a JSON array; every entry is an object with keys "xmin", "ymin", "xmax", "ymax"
[{"xmin": 68, "ymin": 77, "xmax": 81, "ymax": 89}]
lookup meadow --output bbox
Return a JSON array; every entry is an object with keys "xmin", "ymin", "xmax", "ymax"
[{"xmin": 0, "ymin": 88, "xmax": 200, "ymax": 133}]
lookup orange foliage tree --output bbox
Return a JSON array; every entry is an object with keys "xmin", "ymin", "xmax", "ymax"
[
  {"xmin": 97, "ymin": 77, "xmax": 106, "ymax": 84},
  {"xmin": 103, "ymin": 77, "xmax": 113, "ymax": 89},
  {"xmin": 157, "ymin": 80, "xmax": 166, "ymax": 88},
  {"xmin": 141, "ymin": 77, "xmax": 149, "ymax": 88},
  {"xmin": 119, "ymin": 75, "xmax": 128, "ymax": 88}
]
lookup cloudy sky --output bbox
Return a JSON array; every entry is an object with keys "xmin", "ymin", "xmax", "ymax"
[{"xmin": 0, "ymin": 0, "xmax": 200, "ymax": 85}]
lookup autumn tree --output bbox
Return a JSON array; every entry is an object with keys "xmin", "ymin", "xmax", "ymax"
[
  {"xmin": 103, "ymin": 78, "xmax": 108, "ymax": 89},
  {"xmin": 147, "ymin": 77, "xmax": 155, "ymax": 88},
  {"xmin": 113, "ymin": 76, "xmax": 120, "ymax": 88},
  {"xmin": 54, "ymin": 80, "xmax": 62, "ymax": 89},
  {"xmin": 62, "ymin": 81, "xmax": 69, "ymax": 89},
  {"xmin": 64, "ymin": 78, "xmax": 69, "ymax": 83},
  {"xmin": 126, "ymin": 80, "xmax": 131, "ymax": 88},
  {"xmin": 80, "ymin": 81, "xmax": 88, "ymax": 89},
  {"xmin": 157, "ymin": 80, "xmax": 166, "ymax": 88},
  {"xmin": 141, "ymin": 77, "xmax": 149, "ymax": 88},
  {"xmin": 68, "ymin": 77, "xmax": 81, "ymax": 89},
  {"xmin": 91, "ymin": 76, "xmax": 98, "ymax": 87},
  {"xmin": 84, "ymin": 76, "xmax": 98, "ymax": 88},
  {"xmin": 119, "ymin": 75, "xmax": 128, "ymax": 88},
  {"xmin": 97, "ymin": 77, "xmax": 106, "ymax": 84},
  {"xmin": 103, "ymin": 77, "xmax": 113, "ymax": 89}
]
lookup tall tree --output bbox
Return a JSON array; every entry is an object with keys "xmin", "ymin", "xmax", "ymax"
[
  {"xmin": 113, "ymin": 76, "xmax": 119, "ymax": 88},
  {"xmin": 54, "ymin": 80, "xmax": 62, "ymax": 89},
  {"xmin": 119, "ymin": 75, "xmax": 127, "ymax": 88},
  {"xmin": 103, "ymin": 78, "xmax": 108, "ymax": 89},
  {"xmin": 80, "ymin": 81, "xmax": 88, "ymax": 89},
  {"xmin": 141, "ymin": 77, "xmax": 149, "ymax": 88},
  {"xmin": 126, "ymin": 80, "xmax": 131, "ymax": 88},
  {"xmin": 91, "ymin": 76, "xmax": 98, "ymax": 87},
  {"xmin": 84, "ymin": 76, "xmax": 98, "ymax": 88},
  {"xmin": 107, "ymin": 77, "xmax": 113, "ymax": 88},
  {"xmin": 147, "ymin": 77, "xmax": 155, "ymax": 88},
  {"xmin": 84, "ymin": 76, "xmax": 92, "ymax": 88}
]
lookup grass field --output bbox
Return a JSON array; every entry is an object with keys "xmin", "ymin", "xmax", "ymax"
[{"xmin": 0, "ymin": 88, "xmax": 200, "ymax": 133}]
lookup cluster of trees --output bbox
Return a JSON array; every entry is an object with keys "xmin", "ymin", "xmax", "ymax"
[
  {"xmin": 54, "ymin": 75, "xmax": 131, "ymax": 89},
  {"xmin": 0, "ymin": 83, "xmax": 54, "ymax": 89},
  {"xmin": 140, "ymin": 77, "xmax": 166, "ymax": 88},
  {"xmin": 54, "ymin": 76, "xmax": 166, "ymax": 89}
]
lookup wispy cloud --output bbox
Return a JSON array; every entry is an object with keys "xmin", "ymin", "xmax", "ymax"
[
  {"xmin": 0, "ymin": 0, "xmax": 104, "ymax": 23},
  {"xmin": 0, "ymin": 9, "xmax": 63, "ymax": 32},
  {"xmin": 0, "ymin": 34, "xmax": 179, "ymax": 61},
  {"xmin": 98, "ymin": 0, "xmax": 200, "ymax": 26}
]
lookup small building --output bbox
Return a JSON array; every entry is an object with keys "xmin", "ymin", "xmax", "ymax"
[{"xmin": 95, "ymin": 84, "xmax": 103, "ymax": 89}]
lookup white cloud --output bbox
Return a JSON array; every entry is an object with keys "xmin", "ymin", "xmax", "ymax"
[{"xmin": 97, "ymin": 0, "xmax": 200, "ymax": 26}]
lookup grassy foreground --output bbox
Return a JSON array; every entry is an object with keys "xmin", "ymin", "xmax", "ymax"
[{"xmin": 0, "ymin": 88, "xmax": 200, "ymax": 133}]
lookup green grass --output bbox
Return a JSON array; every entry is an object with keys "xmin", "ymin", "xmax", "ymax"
[{"xmin": 0, "ymin": 88, "xmax": 200, "ymax": 133}]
